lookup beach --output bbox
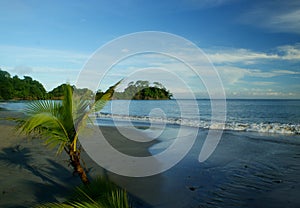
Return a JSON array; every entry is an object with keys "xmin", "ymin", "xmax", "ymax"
[
  {"xmin": 0, "ymin": 110, "xmax": 83, "ymax": 207},
  {"xmin": 1, "ymin": 110, "xmax": 300, "ymax": 208}
]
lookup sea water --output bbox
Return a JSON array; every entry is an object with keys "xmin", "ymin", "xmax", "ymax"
[
  {"xmin": 2, "ymin": 99, "xmax": 299, "ymax": 134},
  {"xmin": 96, "ymin": 99, "xmax": 300, "ymax": 134}
]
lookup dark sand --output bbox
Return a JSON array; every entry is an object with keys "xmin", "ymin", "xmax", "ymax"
[
  {"xmin": 1, "ymin": 110, "xmax": 300, "ymax": 208},
  {"xmin": 0, "ymin": 111, "xmax": 82, "ymax": 207},
  {"xmin": 0, "ymin": 110, "xmax": 155, "ymax": 207}
]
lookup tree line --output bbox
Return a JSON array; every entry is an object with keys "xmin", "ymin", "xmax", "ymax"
[
  {"xmin": 0, "ymin": 69, "xmax": 47, "ymax": 100},
  {"xmin": 96, "ymin": 80, "xmax": 172, "ymax": 100},
  {"xmin": 1, "ymin": 69, "xmax": 172, "ymax": 101},
  {"xmin": 0, "ymin": 69, "xmax": 95, "ymax": 100}
]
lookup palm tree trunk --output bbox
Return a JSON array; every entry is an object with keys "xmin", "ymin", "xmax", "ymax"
[{"xmin": 69, "ymin": 149, "xmax": 90, "ymax": 185}]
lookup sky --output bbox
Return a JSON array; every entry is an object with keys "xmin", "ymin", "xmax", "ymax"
[{"xmin": 0, "ymin": 0, "xmax": 300, "ymax": 99}]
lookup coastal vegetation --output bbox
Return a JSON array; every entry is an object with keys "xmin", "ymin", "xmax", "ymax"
[
  {"xmin": 0, "ymin": 69, "xmax": 47, "ymax": 100},
  {"xmin": 9, "ymin": 81, "xmax": 132, "ymax": 207},
  {"xmin": 17, "ymin": 82, "xmax": 120, "ymax": 184},
  {"xmin": 96, "ymin": 80, "xmax": 172, "ymax": 100},
  {"xmin": 48, "ymin": 83, "xmax": 93, "ymax": 100},
  {"xmin": 0, "ymin": 69, "xmax": 172, "ymax": 101}
]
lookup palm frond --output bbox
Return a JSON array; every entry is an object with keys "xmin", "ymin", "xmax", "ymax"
[
  {"xmin": 108, "ymin": 189, "xmax": 131, "ymax": 208},
  {"xmin": 72, "ymin": 99, "xmax": 90, "ymax": 129},
  {"xmin": 35, "ymin": 203, "xmax": 74, "ymax": 208},
  {"xmin": 36, "ymin": 201, "xmax": 104, "ymax": 208},
  {"xmin": 71, "ymin": 81, "xmax": 122, "ymax": 152},
  {"xmin": 61, "ymin": 85, "xmax": 76, "ymax": 134},
  {"xmin": 20, "ymin": 113, "xmax": 66, "ymax": 136},
  {"xmin": 44, "ymin": 135, "xmax": 68, "ymax": 154},
  {"xmin": 25, "ymin": 100, "xmax": 62, "ymax": 116},
  {"xmin": 70, "ymin": 176, "xmax": 116, "ymax": 202},
  {"xmin": 19, "ymin": 104, "xmax": 71, "ymax": 154},
  {"xmin": 36, "ymin": 177, "xmax": 131, "ymax": 208},
  {"xmin": 91, "ymin": 80, "xmax": 122, "ymax": 113}
]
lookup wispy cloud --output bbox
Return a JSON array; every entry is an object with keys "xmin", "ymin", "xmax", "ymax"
[
  {"xmin": 0, "ymin": 45, "xmax": 89, "ymax": 67},
  {"xmin": 207, "ymin": 49, "xmax": 278, "ymax": 64},
  {"xmin": 250, "ymin": 81, "xmax": 276, "ymax": 86},
  {"xmin": 12, "ymin": 65, "xmax": 34, "ymax": 75},
  {"xmin": 2, "ymin": 42, "xmax": 299, "ymax": 98},
  {"xmin": 206, "ymin": 44, "xmax": 300, "ymax": 64},
  {"xmin": 177, "ymin": 0, "xmax": 238, "ymax": 9},
  {"xmin": 1, "ymin": 45, "xmax": 90, "ymax": 90},
  {"xmin": 248, "ymin": 69, "xmax": 300, "ymax": 78},
  {"xmin": 226, "ymin": 87, "xmax": 299, "ymax": 99},
  {"xmin": 2, "ymin": 65, "xmax": 80, "ymax": 91},
  {"xmin": 277, "ymin": 44, "xmax": 300, "ymax": 60},
  {"xmin": 216, "ymin": 66, "xmax": 300, "ymax": 85},
  {"xmin": 239, "ymin": 0, "xmax": 300, "ymax": 34}
]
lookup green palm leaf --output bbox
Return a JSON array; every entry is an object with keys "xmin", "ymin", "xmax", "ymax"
[
  {"xmin": 71, "ymin": 81, "xmax": 121, "ymax": 152},
  {"xmin": 36, "ymin": 177, "xmax": 131, "ymax": 208},
  {"xmin": 17, "ymin": 81, "xmax": 122, "ymax": 184}
]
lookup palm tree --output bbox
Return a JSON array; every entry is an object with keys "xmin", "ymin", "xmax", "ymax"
[{"xmin": 17, "ymin": 82, "xmax": 120, "ymax": 184}]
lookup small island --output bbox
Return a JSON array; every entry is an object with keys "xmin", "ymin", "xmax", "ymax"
[{"xmin": 96, "ymin": 80, "xmax": 173, "ymax": 100}]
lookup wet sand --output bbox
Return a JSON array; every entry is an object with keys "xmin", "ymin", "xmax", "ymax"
[
  {"xmin": 0, "ymin": 111, "xmax": 81, "ymax": 207},
  {"xmin": 0, "ymin": 110, "xmax": 155, "ymax": 207}
]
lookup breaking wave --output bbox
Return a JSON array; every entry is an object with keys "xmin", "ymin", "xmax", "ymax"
[{"xmin": 95, "ymin": 113, "xmax": 300, "ymax": 135}]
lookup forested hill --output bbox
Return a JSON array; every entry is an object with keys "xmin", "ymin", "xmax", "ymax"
[
  {"xmin": 48, "ymin": 84, "xmax": 93, "ymax": 100},
  {"xmin": 0, "ymin": 69, "xmax": 47, "ymax": 100},
  {"xmin": 96, "ymin": 80, "xmax": 173, "ymax": 100},
  {"xmin": 0, "ymin": 69, "xmax": 94, "ymax": 100}
]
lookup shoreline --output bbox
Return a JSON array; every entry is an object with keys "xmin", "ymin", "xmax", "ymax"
[{"xmin": 1, "ymin": 110, "xmax": 300, "ymax": 207}]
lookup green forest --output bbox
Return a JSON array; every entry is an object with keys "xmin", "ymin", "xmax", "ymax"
[
  {"xmin": 0, "ymin": 69, "xmax": 172, "ymax": 101},
  {"xmin": 0, "ymin": 69, "xmax": 93, "ymax": 100},
  {"xmin": 0, "ymin": 69, "xmax": 47, "ymax": 100},
  {"xmin": 96, "ymin": 80, "xmax": 172, "ymax": 100}
]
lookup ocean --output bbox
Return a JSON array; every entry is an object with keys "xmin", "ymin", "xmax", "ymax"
[
  {"xmin": 2, "ymin": 99, "xmax": 299, "ymax": 134},
  {"xmin": 96, "ymin": 99, "xmax": 300, "ymax": 134}
]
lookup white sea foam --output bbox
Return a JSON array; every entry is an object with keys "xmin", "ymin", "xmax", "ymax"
[{"xmin": 95, "ymin": 113, "xmax": 300, "ymax": 135}]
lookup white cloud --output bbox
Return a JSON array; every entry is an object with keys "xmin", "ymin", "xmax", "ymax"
[
  {"xmin": 2, "ymin": 42, "xmax": 298, "ymax": 98},
  {"xmin": 277, "ymin": 44, "xmax": 300, "ymax": 60},
  {"xmin": 0, "ymin": 45, "xmax": 89, "ymax": 66},
  {"xmin": 206, "ymin": 44, "xmax": 300, "ymax": 64},
  {"xmin": 121, "ymin": 48, "xmax": 130, "ymax": 53},
  {"xmin": 274, "ymin": 9, "xmax": 300, "ymax": 33},
  {"xmin": 179, "ymin": 0, "xmax": 238, "ymax": 9},
  {"xmin": 239, "ymin": 0, "xmax": 300, "ymax": 34},
  {"xmin": 12, "ymin": 65, "xmax": 33, "ymax": 75},
  {"xmin": 0, "ymin": 45, "xmax": 90, "ymax": 90},
  {"xmin": 226, "ymin": 88, "xmax": 299, "ymax": 99},
  {"xmin": 3, "ymin": 65, "xmax": 80, "ymax": 91},
  {"xmin": 251, "ymin": 81, "xmax": 276, "ymax": 86},
  {"xmin": 207, "ymin": 49, "xmax": 278, "ymax": 64},
  {"xmin": 216, "ymin": 65, "xmax": 300, "ymax": 85},
  {"xmin": 216, "ymin": 66, "xmax": 248, "ymax": 84},
  {"xmin": 249, "ymin": 69, "xmax": 300, "ymax": 78}
]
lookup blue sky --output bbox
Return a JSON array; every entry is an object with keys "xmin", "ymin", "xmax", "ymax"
[{"xmin": 1, "ymin": 0, "xmax": 300, "ymax": 98}]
